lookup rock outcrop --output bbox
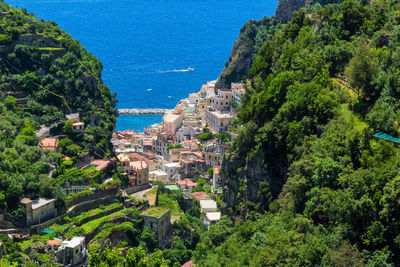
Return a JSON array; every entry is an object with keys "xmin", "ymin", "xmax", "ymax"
[
  {"xmin": 215, "ymin": 21, "xmax": 259, "ymax": 89},
  {"xmin": 215, "ymin": 0, "xmax": 316, "ymax": 89},
  {"xmin": 220, "ymin": 146, "xmax": 287, "ymax": 217},
  {"xmin": 274, "ymin": 0, "xmax": 308, "ymax": 22}
]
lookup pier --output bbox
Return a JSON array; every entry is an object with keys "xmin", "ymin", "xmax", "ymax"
[{"xmin": 117, "ymin": 108, "xmax": 172, "ymax": 115}]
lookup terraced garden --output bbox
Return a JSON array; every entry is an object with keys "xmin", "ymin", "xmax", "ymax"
[{"xmin": 48, "ymin": 202, "xmax": 123, "ymax": 236}]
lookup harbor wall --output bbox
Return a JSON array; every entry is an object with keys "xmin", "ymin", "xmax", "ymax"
[{"xmin": 118, "ymin": 108, "xmax": 172, "ymax": 115}]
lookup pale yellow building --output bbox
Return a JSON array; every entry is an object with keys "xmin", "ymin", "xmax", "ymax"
[{"xmin": 204, "ymin": 109, "xmax": 234, "ymax": 133}]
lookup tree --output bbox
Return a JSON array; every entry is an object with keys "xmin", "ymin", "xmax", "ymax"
[
  {"xmin": 63, "ymin": 120, "xmax": 74, "ymax": 135},
  {"xmin": 345, "ymin": 41, "xmax": 378, "ymax": 99},
  {"xmin": 140, "ymin": 226, "xmax": 158, "ymax": 252}
]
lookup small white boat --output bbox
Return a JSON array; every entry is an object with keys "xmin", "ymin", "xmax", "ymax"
[
  {"xmin": 146, "ymin": 88, "xmax": 152, "ymax": 92},
  {"xmin": 187, "ymin": 68, "xmax": 195, "ymax": 72},
  {"xmin": 168, "ymin": 96, "xmax": 172, "ymax": 99}
]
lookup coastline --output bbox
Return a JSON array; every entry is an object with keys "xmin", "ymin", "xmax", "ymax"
[
  {"xmin": 117, "ymin": 108, "xmax": 172, "ymax": 115},
  {"xmin": 115, "ymin": 114, "xmax": 163, "ymax": 132}
]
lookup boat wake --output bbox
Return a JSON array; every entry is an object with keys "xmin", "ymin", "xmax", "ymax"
[{"xmin": 157, "ymin": 68, "xmax": 195, "ymax": 73}]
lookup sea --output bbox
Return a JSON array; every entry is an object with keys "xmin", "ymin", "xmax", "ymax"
[{"xmin": 7, "ymin": 0, "xmax": 279, "ymax": 132}]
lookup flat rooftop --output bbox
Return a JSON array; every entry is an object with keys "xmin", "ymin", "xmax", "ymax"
[
  {"xmin": 163, "ymin": 114, "xmax": 181, "ymax": 122},
  {"xmin": 63, "ymin": 236, "xmax": 85, "ymax": 248},
  {"xmin": 150, "ymin": 170, "xmax": 168, "ymax": 176},
  {"xmin": 141, "ymin": 207, "xmax": 170, "ymax": 218},
  {"xmin": 32, "ymin": 198, "xmax": 56, "ymax": 210},
  {"xmin": 212, "ymin": 112, "xmax": 234, "ymax": 119},
  {"xmin": 164, "ymin": 162, "xmax": 180, "ymax": 168},
  {"xmin": 206, "ymin": 212, "xmax": 221, "ymax": 221},
  {"xmin": 200, "ymin": 199, "xmax": 217, "ymax": 210}
]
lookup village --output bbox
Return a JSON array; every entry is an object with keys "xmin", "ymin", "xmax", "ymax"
[{"xmin": 0, "ymin": 80, "xmax": 245, "ymax": 266}]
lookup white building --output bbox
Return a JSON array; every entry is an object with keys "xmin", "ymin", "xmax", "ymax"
[
  {"xmin": 232, "ymin": 82, "xmax": 245, "ymax": 105},
  {"xmin": 189, "ymin": 92, "xmax": 200, "ymax": 105},
  {"xmin": 200, "ymin": 199, "xmax": 221, "ymax": 228},
  {"xmin": 149, "ymin": 169, "xmax": 169, "ymax": 184},
  {"xmin": 204, "ymin": 212, "xmax": 221, "ymax": 228},
  {"xmin": 56, "ymin": 237, "xmax": 86, "ymax": 265},
  {"xmin": 163, "ymin": 162, "xmax": 180, "ymax": 180},
  {"xmin": 176, "ymin": 126, "xmax": 201, "ymax": 143}
]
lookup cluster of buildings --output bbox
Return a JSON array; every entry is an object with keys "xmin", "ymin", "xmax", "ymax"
[{"xmin": 112, "ymin": 81, "xmax": 245, "ymax": 195}]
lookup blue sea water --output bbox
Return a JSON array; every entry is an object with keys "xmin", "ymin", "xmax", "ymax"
[{"xmin": 7, "ymin": 0, "xmax": 278, "ymax": 132}]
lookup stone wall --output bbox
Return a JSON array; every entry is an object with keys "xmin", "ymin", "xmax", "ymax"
[
  {"xmin": 30, "ymin": 195, "xmax": 117, "ymax": 233},
  {"xmin": 124, "ymin": 184, "xmax": 151, "ymax": 195},
  {"xmin": 68, "ymin": 188, "xmax": 118, "ymax": 207}
]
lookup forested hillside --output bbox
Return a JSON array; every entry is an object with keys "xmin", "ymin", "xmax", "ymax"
[
  {"xmin": 0, "ymin": 2, "xmax": 118, "ymax": 221},
  {"xmin": 210, "ymin": 0, "xmax": 400, "ymax": 265}
]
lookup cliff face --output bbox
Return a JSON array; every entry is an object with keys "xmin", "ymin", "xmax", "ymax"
[
  {"xmin": 221, "ymin": 147, "xmax": 287, "ymax": 217},
  {"xmin": 215, "ymin": 0, "xmax": 306, "ymax": 89},
  {"xmin": 274, "ymin": 0, "xmax": 308, "ymax": 21},
  {"xmin": 218, "ymin": 0, "xmax": 311, "ymax": 214},
  {"xmin": 215, "ymin": 20, "xmax": 259, "ymax": 89},
  {"xmin": 215, "ymin": 17, "xmax": 280, "ymax": 89}
]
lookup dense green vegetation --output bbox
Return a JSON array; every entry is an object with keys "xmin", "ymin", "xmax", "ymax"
[
  {"xmin": 209, "ymin": 0, "xmax": 400, "ymax": 265},
  {"xmin": 6, "ymin": 0, "xmax": 400, "ymax": 265},
  {"xmin": 0, "ymin": 2, "xmax": 118, "ymax": 221}
]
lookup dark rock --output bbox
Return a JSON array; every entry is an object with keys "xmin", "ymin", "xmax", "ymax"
[{"xmin": 274, "ymin": 0, "xmax": 309, "ymax": 22}]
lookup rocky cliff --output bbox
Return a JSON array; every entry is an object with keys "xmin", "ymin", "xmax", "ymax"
[
  {"xmin": 215, "ymin": 17, "xmax": 280, "ymax": 89},
  {"xmin": 215, "ymin": 0, "xmax": 307, "ymax": 89},
  {"xmin": 215, "ymin": 20, "xmax": 260, "ymax": 89},
  {"xmin": 217, "ymin": 0, "xmax": 310, "ymax": 214},
  {"xmin": 274, "ymin": 0, "xmax": 308, "ymax": 21}
]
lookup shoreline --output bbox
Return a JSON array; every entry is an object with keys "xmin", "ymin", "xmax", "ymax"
[{"xmin": 117, "ymin": 108, "xmax": 172, "ymax": 115}]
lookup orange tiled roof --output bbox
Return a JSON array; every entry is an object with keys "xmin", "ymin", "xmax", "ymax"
[
  {"xmin": 47, "ymin": 240, "xmax": 63, "ymax": 246},
  {"xmin": 39, "ymin": 138, "xmax": 58, "ymax": 150},
  {"xmin": 176, "ymin": 179, "xmax": 197, "ymax": 187}
]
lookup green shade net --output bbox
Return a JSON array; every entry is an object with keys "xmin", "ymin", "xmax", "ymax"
[
  {"xmin": 373, "ymin": 132, "xmax": 400, "ymax": 143},
  {"xmin": 164, "ymin": 185, "xmax": 179, "ymax": 191},
  {"xmin": 42, "ymin": 230, "xmax": 55, "ymax": 235}
]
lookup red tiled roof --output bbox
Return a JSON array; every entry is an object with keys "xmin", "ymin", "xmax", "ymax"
[
  {"xmin": 191, "ymin": 192, "xmax": 209, "ymax": 200},
  {"xmin": 176, "ymin": 179, "xmax": 197, "ymax": 187},
  {"xmin": 143, "ymin": 140, "xmax": 153, "ymax": 146},
  {"xmin": 47, "ymin": 240, "xmax": 63, "ymax": 246},
  {"xmin": 143, "ymin": 152, "xmax": 155, "ymax": 159},
  {"xmin": 39, "ymin": 138, "xmax": 58, "ymax": 151},
  {"xmin": 182, "ymin": 261, "xmax": 194, "ymax": 267},
  {"xmin": 181, "ymin": 158, "xmax": 192, "ymax": 164},
  {"xmin": 128, "ymin": 153, "xmax": 155, "ymax": 166}
]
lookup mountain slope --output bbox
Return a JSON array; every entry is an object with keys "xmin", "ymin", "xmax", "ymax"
[
  {"xmin": 0, "ymin": 3, "xmax": 118, "ymax": 220},
  {"xmin": 208, "ymin": 0, "xmax": 400, "ymax": 265}
]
